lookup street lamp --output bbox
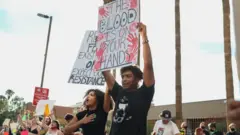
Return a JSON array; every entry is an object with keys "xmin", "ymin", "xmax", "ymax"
[{"xmin": 37, "ymin": 13, "xmax": 53, "ymax": 88}]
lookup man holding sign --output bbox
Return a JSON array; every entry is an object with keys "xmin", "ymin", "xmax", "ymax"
[{"xmin": 102, "ymin": 22, "xmax": 155, "ymax": 135}]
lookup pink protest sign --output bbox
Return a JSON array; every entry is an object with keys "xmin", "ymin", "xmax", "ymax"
[
  {"xmin": 21, "ymin": 131, "xmax": 28, "ymax": 135},
  {"xmin": 94, "ymin": 0, "xmax": 140, "ymax": 71}
]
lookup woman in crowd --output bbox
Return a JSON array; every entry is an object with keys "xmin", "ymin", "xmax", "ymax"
[
  {"xmin": 39, "ymin": 111, "xmax": 56, "ymax": 135},
  {"xmin": 18, "ymin": 113, "xmax": 41, "ymax": 135},
  {"xmin": 39, "ymin": 117, "xmax": 52, "ymax": 135},
  {"xmin": 64, "ymin": 89, "xmax": 111, "ymax": 135},
  {"xmin": 45, "ymin": 120, "xmax": 63, "ymax": 135},
  {"xmin": 27, "ymin": 117, "xmax": 41, "ymax": 135},
  {"xmin": 44, "ymin": 117, "xmax": 52, "ymax": 127},
  {"xmin": 195, "ymin": 128, "xmax": 205, "ymax": 135}
]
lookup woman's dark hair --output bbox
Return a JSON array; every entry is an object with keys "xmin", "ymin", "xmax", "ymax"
[
  {"xmin": 84, "ymin": 89, "xmax": 105, "ymax": 109},
  {"xmin": 52, "ymin": 120, "xmax": 60, "ymax": 130},
  {"xmin": 64, "ymin": 113, "xmax": 74, "ymax": 121},
  {"xmin": 120, "ymin": 65, "xmax": 143, "ymax": 80}
]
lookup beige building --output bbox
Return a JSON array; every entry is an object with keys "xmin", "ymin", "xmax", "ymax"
[
  {"xmin": 148, "ymin": 99, "xmax": 226, "ymax": 121},
  {"xmin": 71, "ymin": 102, "xmax": 83, "ymax": 114},
  {"xmin": 147, "ymin": 99, "xmax": 227, "ymax": 133}
]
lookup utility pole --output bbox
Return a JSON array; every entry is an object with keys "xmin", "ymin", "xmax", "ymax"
[{"xmin": 37, "ymin": 13, "xmax": 53, "ymax": 88}]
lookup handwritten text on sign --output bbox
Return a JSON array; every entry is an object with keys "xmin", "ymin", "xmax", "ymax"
[
  {"xmin": 94, "ymin": 0, "xmax": 140, "ymax": 71},
  {"xmin": 33, "ymin": 87, "xmax": 49, "ymax": 106},
  {"xmin": 68, "ymin": 31, "xmax": 105, "ymax": 86}
]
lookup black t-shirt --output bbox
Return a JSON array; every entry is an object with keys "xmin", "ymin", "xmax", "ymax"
[
  {"xmin": 203, "ymin": 129, "xmax": 210, "ymax": 135},
  {"xmin": 76, "ymin": 106, "xmax": 108, "ymax": 135},
  {"xmin": 226, "ymin": 131, "xmax": 240, "ymax": 135},
  {"xmin": 212, "ymin": 131, "xmax": 224, "ymax": 135},
  {"xmin": 109, "ymin": 81, "xmax": 155, "ymax": 135}
]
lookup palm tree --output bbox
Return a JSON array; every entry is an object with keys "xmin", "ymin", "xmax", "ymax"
[
  {"xmin": 0, "ymin": 95, "xmax": 8, "ymax": 114},
  {"xmin": 5, "ymin": 89, "xmax": 15, "ymax": 100},
  {"xmin": 175, "ymin": 0, "xmax": 183, "ymax": 128},
  {"xmin": 0, "ymin": 95, "xmax": 7, "ymax": 101},
  {"xmin": 222, "ymin": 0, "xmax": 234, "ymax": 129}
]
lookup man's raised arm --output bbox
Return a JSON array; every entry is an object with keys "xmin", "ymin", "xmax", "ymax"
[
  {"xmin": 102, "ymin": 70, "xmax": 115, "ymax": 90},
  {"xmin": 103, "ymin": 86, "xmax": 111, "ymax": 112},
  {"xmin": 139, "ymin": 23, "xmax": 155, "ymax": 87}
]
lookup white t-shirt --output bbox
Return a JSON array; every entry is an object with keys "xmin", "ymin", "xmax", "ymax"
[
  {"xmin": 153, "ymin": 120, "xmax": 180, "ymax": 135},
  {"xmin": 45, "ymin": 131, "xmax": 58, "ymax": 135}
]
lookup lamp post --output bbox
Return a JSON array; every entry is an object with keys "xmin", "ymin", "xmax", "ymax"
[{"xmin": 37, "ymin": 13, "xmax": 53, "ymax": 88}]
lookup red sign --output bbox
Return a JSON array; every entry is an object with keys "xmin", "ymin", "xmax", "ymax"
[{"xmin": 32, "ymin": 87, "xmax": 49, "ymax": 106}]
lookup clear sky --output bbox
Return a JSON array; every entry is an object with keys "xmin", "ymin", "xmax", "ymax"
[{"xmin": 0, "ymin": 0, "xmax": 239, "ymax": 106}]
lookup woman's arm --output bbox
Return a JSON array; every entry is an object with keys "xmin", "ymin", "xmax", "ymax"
[
  {"xmin": 50, "ymin": 111, "xmax": 56, "ymax": 120},
  {"xmin": 64, "ymin": 114, "xmax": 94, "ymax": 134},
  {"xmin": 37, "ymin": 126, "xmax": 41, "ymax": 135},
  {"xmin": 40, "ymin": 117, "xmax": 49, "ymax": 131}
]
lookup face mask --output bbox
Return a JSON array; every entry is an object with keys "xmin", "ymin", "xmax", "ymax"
[
  {"xmin": 231, "ymin": 128, "xmax": 235, "ymax": 132},
  {"xmin": 201, "ymin": 126, "xmax": 205, "ymax": 129}
]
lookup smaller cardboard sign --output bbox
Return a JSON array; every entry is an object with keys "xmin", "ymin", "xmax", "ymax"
[
  {"xmin": 10, "ymin": 123, "xmax": 18, "ymax": 133},
  {"xmin": 2, "ymin": 119, "xmax": 10, "ymax": 126},
  {"xmin": 35, "ymin": 100, "xmax": 55, "ymax": 116}
]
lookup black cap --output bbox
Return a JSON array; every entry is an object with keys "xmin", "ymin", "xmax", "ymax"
[{"xmin": 160, "ymin": 110, "xmax": 172, "ymax": 119}]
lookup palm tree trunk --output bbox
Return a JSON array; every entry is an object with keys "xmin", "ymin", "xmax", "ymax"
[
  {"xmin": 175, "ymin": 0, "xmax": 183, "ymax": 128},
  {"xmin": 222, "ymin": 0, "xmax": 234, "ymax": 130}
]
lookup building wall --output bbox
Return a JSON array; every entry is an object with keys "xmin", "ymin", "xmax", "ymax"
[
  {"xmin": 147, "ymin": 99, "xmax": 227, "ymax": 134},
  {"xmin": 148, "ymin": 99, "xmax": 226, "ymax": 120}
]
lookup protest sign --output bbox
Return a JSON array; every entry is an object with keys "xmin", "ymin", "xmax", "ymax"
[
  {"xmin": 35, "ymin": 100, "xmax": 55, "ymax": 116},
  {"xmin": 68, "ymin": 31, "xmax": 105, "ymax": 86},
  {"xmin": 10, "ymin": 123, "xmax": 18, "ymax": 133},
  {"xmin": 32, "ymin": 87, "xmax": 49, "ymax": 106},
  {"xmin": 2, "ymin": 119, "xmax": 10, "ymax": 126},
  {"xmin": 21, "ymin": 131, "xmax": 28, "ymax": 135},
  {"xmin": 94, "ymin": 0, "xmax": 140, "ymax": 71}
]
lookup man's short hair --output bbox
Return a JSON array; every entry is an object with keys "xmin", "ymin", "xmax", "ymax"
[
  {"xmin": 208, "ymin": 122, "xmax": 216, "ymax": 128},
  {"xmin": 120, "ymin": 65, "xmax": 143, "ymax": 80}
]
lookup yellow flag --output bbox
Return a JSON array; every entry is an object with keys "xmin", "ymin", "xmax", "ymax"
[{"xmin": 44, "ymin": 104, "xmax": 50, "ymax": 117}]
